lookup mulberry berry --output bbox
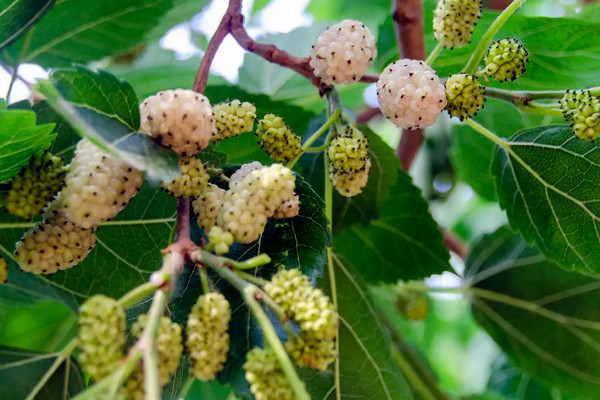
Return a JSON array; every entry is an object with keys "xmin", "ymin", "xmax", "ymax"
[
  {"xmin": 0, "ymin": 256, "xmax": 7, "ymax": 283},
  {"xmin": 7, "ymin": 153, "xmax": 66, "ymax": 220},
  {"xmin": 433, "ymin": 0, "xmax": 482, "ymax": 49},
  {"xmin": 328, "ymin": 126, "xmax": 369, "ymax": 174},
  {"xmin": 244, "ymin": 347, "xmax": 296, "ymax": 400},
  {"xmin": 140, "ymin": 89, "xmax": 216, "ymax": 155},
  {"xmin": 60, "ymin": 139, "xmax": 143, "ymax": 228},
  {"xmin": 207, "ymin": 226, "xmax": 234, "ymax": 255},
  {"xmin": 560, "ymin": 90, "xmax": 600, "ymax": 141},
  {"xmin": 483, "ymin": 38, "xmax": 529, "ymax": 82},
  {"xmin": 193, "ymin": 184, "xmax": 225, "ymax": 229},
  {"xmin": 14, "ymin": 207, "xmax": 97, "ymax": 274},
  {"xmin": 285, "ymin": 333, "xmax": 335, "ymax": 371},
  {"xmin": 229, "ymin": 161, "xmax": 263, "ymax": 185},
  {"xmin": 264, "ymin": 269, "xmax": 338, "ymax": 341},
  {"xmin": 273, "ymin": 193, "xmax": 300, "ymax": 219},
  {"xmin": 309, "ymin": 19, "xmax": 377, "ymax": 85},
  {"xmin": 78, "ymin": 295, "xmax": 126, "ymax": 381},
  {"xmin": 377, "ymin": 59, "xmax": 447, "ymax": 130},
  {"xmin": 212, "ymin": 100, "xmax": 256, "ymax": 142},
  {"xmin": 331, "ymin": 159, "xmax": 371, "ymax": 197},
  {"xmin": 256, "ymin": 114, "xmax": 303, "ymax": 162},
  {"xmin": 187, "ymin": 292, "xmax": 231, "ymax": 381},
  {"xmin": 445, "ymin": 73, "xmax": 485, "ymax": 120},
  {"xmin": 161, "ymin": 156, "xmax": 209, "ymax": 198}
]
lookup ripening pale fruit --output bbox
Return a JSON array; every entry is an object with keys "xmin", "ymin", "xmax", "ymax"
[
  {"xmin": 78, "ymin": 295, "xmax": 126, "ymax": 381},
  {"xmin": 244, "ymin": 347, "xmax": 297, "ymax": 400},
  {"xmin": 560, "ymin": 89, "xmax": 600, "ymax": 141},
  {"xmin": 59, "ymin": 139, "xmax": 143, "ymax": 228},
  {"xmin": 6, "ymin": 153, "xmax": 66, "ymax": 220},
  {"xmin": 285, "ymin": 333, "xmax": 335, "ymax": 371},
  {"xmin": 377, "ymin": 59, "xmax": 447, "ymax": 130},
  {"xmin": 207, "ymin": 226, "xmax": 234, "ymax": 255},
  {"xmin": 328, "ymin": 127, "xmax": 371, "ymax": 197},
  {"xmin": 331, "ymin": 158, "xmax": 371, "ymax": 197},
  {"xmin": 193, "ymin": 184, "xmax": 225, "ymax": 229},
  {"xmin": 255, "ymin": 114, "xmax": 303, "ymax": 162},
  {"xmin": 483, "ymin": 38, "xmax": 529, "ymax": 82},
  {"xmin": 309, "ymin": 19, "xmax": 377, "ymax": 85},
  {"xmin": 161, "ymin": 156, "xmax": 209, "ymax": 198},
  {"xmin": 187, "ymin": 292, "xmax": 231, "ymax": 381},
  {"xmin": 273, "ymin": 192, "xmax": 300, "ymax": 219},
  {"xmin": 140, "ymin": 89, "xmax": 216, "ymax": 155},
  {"xmin": 212, "ymin": 100, "xmax": 256, "ymax": 142},
  {"xmin": 445, "ymin": 73, "xmax": 485, "ymax": 120},
  {"xmin": 433, "ymin": 0, "xmax": 482, "ymax": 49},
  {"xmin": 229, "ymin": 161, "xmax": 263, "ymax": 185}
]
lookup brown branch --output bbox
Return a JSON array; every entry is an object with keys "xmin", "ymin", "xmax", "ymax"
[
  {"xmin": 356, "ymin": 107, "xmax": 381, "ymax": 124},
  {"xmin": 441, "ymin": 229, "xmax": 468, "ymax": 259},
  {"xmin": 393, "ymin": 0, "xmax": 426, "ymax": 171}
]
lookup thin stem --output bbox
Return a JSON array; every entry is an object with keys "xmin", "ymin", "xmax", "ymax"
[
  {"xmin": 235, "ymin": 269, "xmax": 269, "ymax": 286},
  {"xmin": 176, "ymin": 198, "xmax": 191, "ymax": 243},
  {"xmin": 287, "ymin": 108, "xmax": 341, "ymax": 169},
  {"xmin": 231, "ymin": 253, "xmax": 272, "ymax": 270},
  {"xmin": 141, "ymin": 290, "xmax": 169, "ymax": 400},
  {"xmin": 519, "ymin": 105, "xmax": 563, "ymax": 118},
  {"xmin": 425, "ymin": 43, "xmax": 443, "ymax": 65},
  {"xmin": 305, "ymin": 144, "xmax": 328, "ymax": 152},
  {"xmin": 200, "ymin": 265, "xmax": 211, "ymax": 293},
  {"xmin": 118, "ymin": 282, "xmax": 158, "ymax": 309},
  {"xmin": 6, "ymin": 65, "xmax": 18, "ymax": 102},
  {"xmin": 391, "ymin": 347, "xmax": 436, "ymax": 400},
  {"xmin": 464, "ymin": 118, "xmax": 510, "ymax": 150},
  {"xmin": 464, "ymin": 0, "xmax": 527, "ymax": 74},
  {"xmin": 25, "ymin": 338, "xmax": 78, "ymax": 400},
  {"xmin": 243, "ymin": 286, "xmax": 310, "ymax": 400}
]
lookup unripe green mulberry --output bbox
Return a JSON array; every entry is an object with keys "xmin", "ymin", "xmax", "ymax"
[
  {"xmin": 433, "ymin": 0, "xmax": 482, "ymax": 49},
  {"xmin": 212, "ymin": 100, "xmax": 256, "ymax": 142},
  {"xmin": 207, "ymin": 226, "xmax": 234, "ymax": 255},
  {"xmin": 285, "ymin": 333, "xmax": 335, "ymax": 371},
  {"xmin": 121, "ymin": 314, "xmax": 183, "ymax": 400},
  {"xmin": 193, "ymin": 184, "xmax": 225, "ymax": 229},
  {"xmin": 244, "ymin": 347, "xmax": 296, "ymax": 400},
  {"xmin": 395, "ymin": 284, "xmax": 428, "ymax": 321},
  {"xmin": 328, "ymin": 127, "xmax": 369, "ymax": 174},
  {"xmin": 161, "ymin": 156, "xmax": 209, "ymax": 198},
  {"xmin": 7, "ymin": 153, "xmax": 66, "ymax": 220},
  {"xmin": 445, "ymin": 74, "xmax": 485, "ymax": 120},
  {"xmin": 483, "ymin": 38, "xmax": 528, "ymax": 82},
  {"xmin": 256, "ymin": 114, "xmax": 303, "ymax": 162},
  {"xmin": 331, "ymin": 159, "xmax": 371, "ymax": 197},
  {"xmin": 559, "ymin": 90, "xmax": 600, "ymax": 141},
  {"xmin": 14, "ymin": 206, "xmax": 98, "ymax": 274},
  {"xmin": 264, "ymin": 269, "xmax": 338, "ymax": 341},
  {"xmin": 187, "ymin": 292, "xmax": 231, "ymax": 381},
  {"xmin": 0, "ymin": 256, "xmax": 7, "ymax": 283},
  {"xmin": 78, "ymin": 295, "xmax": 126, "ymax": 381}
]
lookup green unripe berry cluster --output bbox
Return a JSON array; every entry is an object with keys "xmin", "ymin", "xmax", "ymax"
[
  {"xmin": 285, "ymin": 332, "xmax": 336, "ymax": 371},
  {"xmin": 78, "ymin": 295, "xmax": 126, "ymax": 381},
  {"xmin": 244, "ymin": 347, "xmax": 297, "ymax": 400},
  {"xmin": 560, "ymin": 89, "xmax": 600, "ymax": 141},
  {"xmin": 7, "ymin": 153, "xmax": 66, "ymax": 220},
  {"xmin": 445, "ymin": 73, "xmax": 486, "ymax": 120},
  {"xmin": 186, "ymin": 292, "xmax": 231, "ymax": 381},
  {"xmin": 328, "ymin": 126, "xmax": 371, "ymax": 197},
  {"xmin": 256, "ymin": 114, "xmax": 303, "ymax": 162},
  {"xmin": 483, "ymin": 38, "xmax": 529, "ymax": 82},
  {"xmin": 433, "ymin": 0, "xmax": 482, "ymax": 49},
  {"xmin": 161, "ymin": 156, "xmax": 209, "ymax": 198},
  {"xmin": 212, "ymin": 100, "xmax": 256, "ymax": 142}
]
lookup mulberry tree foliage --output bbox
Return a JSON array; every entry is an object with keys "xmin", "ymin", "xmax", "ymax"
[{"xmin": 2, "ymin": 0, "xmax": 600, "ymax": 400}]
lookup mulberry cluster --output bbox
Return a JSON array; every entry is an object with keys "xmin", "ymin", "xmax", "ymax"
[
  {"xmin": 273, "ymin": 193, "xmax": 300, "ymax": 219},
  {"xmin": 60, "ymin": 139, "xmax": 143, "ymax": 229},
  {"xmin": 445, "ymin": 73, "xmax": 486, "ymax": 120},
  {"xmin": 483, "ymin": 38, "xmax": 529, "ymax": 82},
  {"xmin": 78, "ymin": 295, "xmax": 126, "ymax": 381},
  {"xmin": 192, "ymin": 184, "xmax": 225, "ymax": 229},
  {"xmin": 328, "ymin": 126, "xmax": 371, "ymax": 197},
  {"xmin": 230, "ymin": 161, "xmax": 263, "ymax": 184},
  {"xmin": 244, "ymin": 347, "xmax": 296, "ymax": 400},
  {"xmin": 309, "ymin": 19, "xmax": 377, "ymax": 85},
  {"xmin": 285, "ymin": 333, "xmax": 336, "ymax": 371},
  {"xmin": 161, "ymin": 156, "xmax": 209, "ymax": 198},
  {"xmin": 377, "ymin": 59, "xmax": 447, "ymax": 130},
  {"xmin": 0, "ymin": 256, "xmax": 6, "ymax": 283},
  {"xmin": 140, "ymin": 89, "xmax": 216, "ymax": 155},
  {"xmin": 433, "ymin": 0, "xmax": 482, "ymax": 49},
  {"xmin": 255, "ymin": 114, "xmax": 303, "ymax": 162},
  {"xmin": 187, "ymin": 292, "xmax": 231, "ymax": 381},
  {"xmin": 212, "ymin": 100, "xmax": 256, "ymax": 142},
  {"xmin": 560, "ymin": 90, "xmax": 600, "ymax": 141},
  {"xmin": 6, "ymin": 153, "xmax": 66, "ymax": 220},
  {"xmin": 217, "ymin": 164, "xmax": 295, "ymax": 243},
  {"xmin": 122, "ymin": 314, "xmax": 183, "ymax": 400},
  {"xmin": 14, "ymin": 208, "xmax": 97, "ymax": 274},
  {"xmin": 264, "ymin": 269, "xmax": 338, "ymax": 341},
  {"xmin": 207, "ymin": 226, "xmax": 234, "ymax": 255}
]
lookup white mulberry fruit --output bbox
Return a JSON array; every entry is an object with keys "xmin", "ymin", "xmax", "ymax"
[
  {"xmin": 140, "ymin": 89, "xmax": 216, "ymax": 155},
  {"xmin": 193, "ymin": 184, "xmax": 225, "ymax": 229},
  {"xmin": 14, "ymin": 207, "xmax": 97, "ymax": 274},
  {"xmin": 256, "ymin": 114, "xmax": 303, "ymax": 162},
  {"xmin": 161, "ymin": 156, "xmax": 209, "ymax": 198},
  {"xmin": 60, "ymin": 139, "xmax": 143, "ymax": 228},
  {"xmin": 264, "ymin": 269, "xmax": 338, "ymax": 341},
  {"xmin": 212, "ymin": 100, "xmax": 256, "ymax": 142},
  {"xmin": 7, "ymin": 153, "xmax": 66, "ymax": 220},
  {"xmin": 207, "ymin": 226, "xmax": 234, "ymax": 255},
  {"xmin": 445, "ymin": 73, "xmax": 486, "ymax": 120},
  {"xmin": 78, "ymin": 295, "xmax": 126, "ymax": 381},
  {"xmin": 244, "ymin": 347, "xmax": 297, "ymax": 400},
  {"xmin": 560, "ymin": 90, "xmax": 600, "ymax": 141},
  {"xmin": 230, "ymin": 161, "xmax": 263, "ymax": 185},
  {"xmin": 331, "ymin": 158, "xmax": 371, "ymax": 197},
  {"xmin": 433, "ymin": 0, "xmax": 482, "ymax": 49},
  {"xmin": 377, "ymin": 59, "xmax": 447, "ymax": 130},
  {"xmin": 483, "ymin": 38, "xmax": 529, "ymax": 82},
  {"xmin": 187, "ymin": 292, "xmax": 231, "ymax": 381},
  {"xmin": 309, "ymin": 19, "xmax": 377, "ymax": 85},
  {"xmin": 273, "ymin": 192, "xmax": 300, "ymax": 219}
]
